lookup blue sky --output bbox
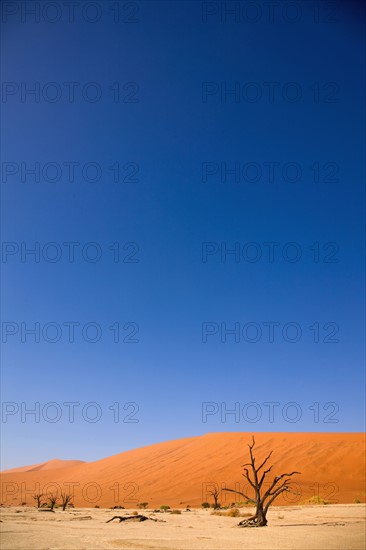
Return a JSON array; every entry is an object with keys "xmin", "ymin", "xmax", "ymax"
[{"xmin": 1, "ymin": 0, "xmax": 365, "ymax": 469}]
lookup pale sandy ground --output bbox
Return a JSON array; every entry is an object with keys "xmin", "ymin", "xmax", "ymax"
[{"xmin": 1, "ymin": 504, "xmax": 365, "ymax": 550}]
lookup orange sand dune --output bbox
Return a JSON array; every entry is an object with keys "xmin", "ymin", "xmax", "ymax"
[
  {"xmin": 1, "ymin": 433, "xmax": 365, "ymax": 508},
  {"xmin": 1, "ymin": 459, "xmax": 85, "ymax": 474}
]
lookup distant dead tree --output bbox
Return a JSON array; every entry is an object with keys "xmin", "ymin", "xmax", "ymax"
[
  {"xmin": 208, "ymin": 487, "xmax": 220, "ymax": 509},
  {"xmin": 107, "ymin": 515, "xmax": 161, "ymax": 523},
  {"xmin": 60, "ymin": 493, "xmax": 73, "ymax": 511},
  {"xmin": 224, "ymin": 436, "xmax": 300, "ymax": 527},
  {"xmin": 32, "ymin": 493, "xmax": 44, "ymax": 508},
  {"xmin": 47, "ymin": 493, "xmax": 59, "ymax": 511}
]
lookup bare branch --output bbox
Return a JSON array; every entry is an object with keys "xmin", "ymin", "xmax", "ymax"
[
  {"xmin": 262, "ymin": 480, "xmax": 289, "ymax": 504},
  {"xmin": 259, "ymin": 466, "xmax": 273, "ymax": 488},
  {"xmin": 208, "ymin": 487, "xmax": 220, "ymax": 508},
  {"xmin": 32, "ymin": 493, "xmax": 44, "ymax": 508},
  {"xmin": 243, "ymin": 468, "xmax": 256, "ymax": 489},
  {"xmin": 60, "ymin": 493, "xmax": 73, "ymax": 511},
  {"xmin": 257, "ymin": 450, "xmax": 273, "ymax": 472},
  {"xmin": 222, "ymin": 488, "xmax": 256, "ymax": 504},
  {"xmin": 47, "ymin": 493, "xmax": 59, "ymax": 511},
  {"xmin": 225, "ymin": 437, "xmax": 301, "ymax": 527},
  {"xmin": 263, "ymin": 471, "xmax": 301, "ymax": 500},
  {"xmin": 264, "ymin": 485, "xmax": 292, "ymax": 514}
]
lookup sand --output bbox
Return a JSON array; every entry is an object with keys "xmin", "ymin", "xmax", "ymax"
[
  {"xmin": 1, "ymin": 504, "xmax": 365, "ymax": 550},
  {"xmin": 1, "ymin": 433, "xmax": 365, "ymax": 508},
  {"xmin": 2, "ymin": 460, "xmax": 85, "ymax": 475}
]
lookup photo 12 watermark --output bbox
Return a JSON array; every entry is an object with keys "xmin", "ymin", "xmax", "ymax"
[
  {"xmin": 201, "ymin": 241, "xmax": 339, "ymax": 263},
  {"xmin": 201, "ymin": 480, "xmax": 339, "ymax": 506},
  {"xmin": 1, "ymin": 161, "xmax": 139, "ymax": 184},
  {"xmin": 1, "ymin": 1, "xmax": 141, "ymax": 24},
  {"xmin": 201, "ymin": 321, "xmax": 340, "ymax": 343},
  {"xmin": 201, "ymin": 1, "xmax": 339, "ymax": 25},
  {"xmin": 202, "ymin": 81, "xmax": 340, "ymax": 104},
  {"xmin": 1, "ymin": 81, "xmax": 140, "ymax": 104},
  {"xmin": 2, "ymin": 401, "xmax": 140, "ymax": 424},
  {"xmin": 1, "ymin": 241, "xmax": 140, "ymax": 263},
  {"xmin": 201, "ymin": 161, "xmax": 339, "ymax": 184},
  {"xmin": 1, "ymin": 321, "xmax": 140, "ymax": 343},
  {"xmin": 201, "ymin": 401, "xmax": 340, "ymax": 424},
  {"xmin": 1, "ymin": 479, "xmax": 140, "ymax": 506}
]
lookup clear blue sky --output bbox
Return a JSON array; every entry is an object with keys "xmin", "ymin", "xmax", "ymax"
[{"xmin": 1, "ymin": 0, "xmax": 365, "ymax": 469}]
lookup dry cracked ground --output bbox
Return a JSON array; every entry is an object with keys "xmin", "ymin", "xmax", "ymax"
[{"xmin": 1, "ymin": 504, "xmax": 365, "ymax": 550}]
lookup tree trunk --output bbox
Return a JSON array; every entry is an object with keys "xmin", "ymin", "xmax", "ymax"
[
  {"xmin": 238, "ymin": 503, "xmax": 267, "ymax": 527},
  {"xmin": 255, "ymin": 503, "xmax": 267, "ymax": 526},
  {"xmin": 223, "ymin": 436, "xmax": 300, "ymax": 528}
]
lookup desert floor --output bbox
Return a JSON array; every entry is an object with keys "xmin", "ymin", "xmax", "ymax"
[{"xmin": 1, "ymin": 504, "xmax": 365, "ymax": 550}]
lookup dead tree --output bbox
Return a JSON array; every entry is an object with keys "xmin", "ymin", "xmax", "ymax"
[
  {"xmin": 138, "ymin": 502, "xmax": 149, "ymax": 509},
  {"xmin": 47, "ymin": 493, "xmax": 59, "ymax": 511},
  {"xmin": 106, "ymin": 515, "xmax": 159, "ymax": 523},
  {"xmin": 32, "ymin": 493, "xmax": 44, "ymax": 508},
  {"xmin": 224, "ymin": 436, "xmax": 300, "ymax": 527},
  {"xmin": 208, "ymin": 487, "xmax": 220, "ymax": 509},
  {"xmin": 60, "ymin": 493, "xmax": 73, "ymax": 511}
]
